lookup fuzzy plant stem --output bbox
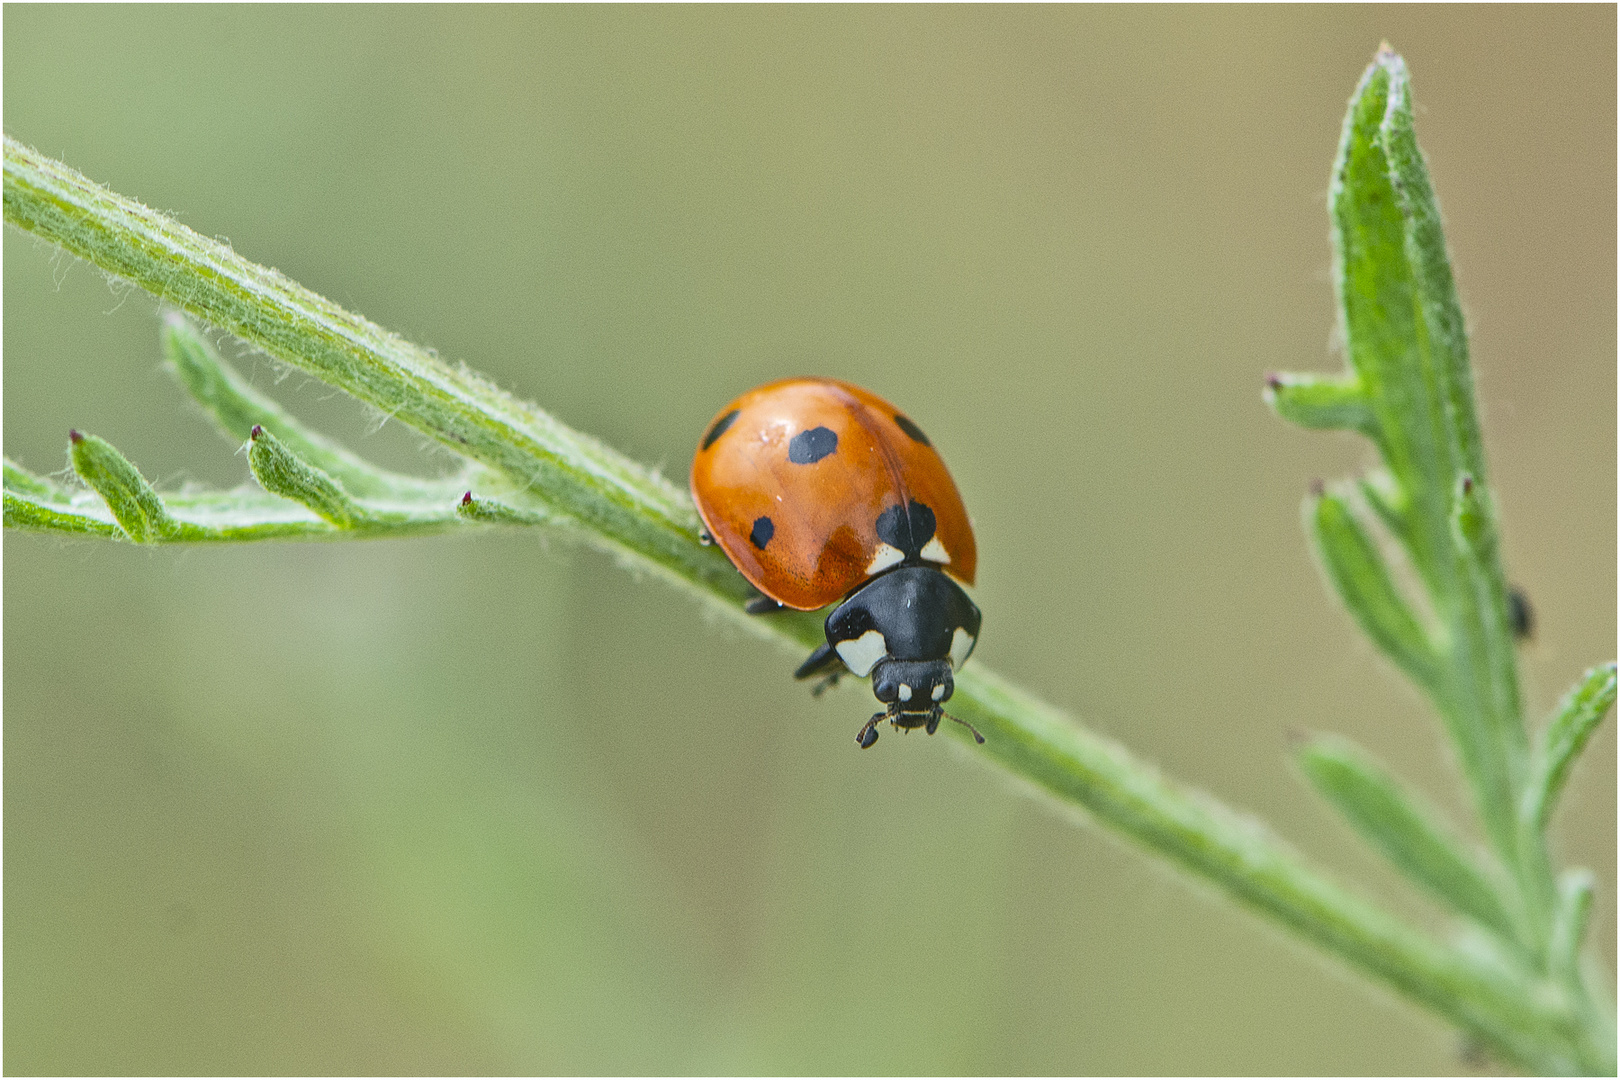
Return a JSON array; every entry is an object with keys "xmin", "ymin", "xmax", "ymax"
[{"xmin": 1, "ymin": 81, "xmax": 1608, "ymax": 1073}]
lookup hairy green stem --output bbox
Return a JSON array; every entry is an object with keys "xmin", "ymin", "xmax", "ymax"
[
  {"xmin": 4, "ymin": 440, "xmax": 475, "ymax": 543},
  {"xmin": 3, "ymin": 102, "xmax": 1610, "ymax": 1073}
]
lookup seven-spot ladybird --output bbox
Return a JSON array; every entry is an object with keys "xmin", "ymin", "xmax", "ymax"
[{"xmin": 690, "ymin": 377, "xmax": 984, "ymax": 749}]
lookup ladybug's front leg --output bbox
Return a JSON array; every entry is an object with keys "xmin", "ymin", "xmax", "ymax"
[
  {"xmin": 808, "ymin": 672, "xmax": 843, "ymax": 697},
  {"xmin": 793, "ymin": 642, "xmax": 847, "ymax": 695},
  {"xmin": 855, "ymin": 713, "xmax": 885, "ymax": 749}
]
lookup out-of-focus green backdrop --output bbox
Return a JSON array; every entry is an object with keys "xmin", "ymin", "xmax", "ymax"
[{"xmin": 5, "ymin": 7, "xmax": 1613, "ymax": 1074}]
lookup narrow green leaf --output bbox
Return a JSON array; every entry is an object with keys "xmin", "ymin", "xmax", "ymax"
[
  {"xmin": 1548, "ymin": 870, "xmax": 1594, "ymax": 981},
  {"xmin": 246, "ymin": 425, "xmax": 362, "ymax": 528},
  {"xmin": 1263, "ymin": 371, "xmax": 1375, "ymax": 435},
  {"xmin": 1358, "ymin": 470, "xmax": 1411, "ymax": 548},
  {"xmin": 163, "ymin": 313, "xmax": 456, "ymax": 501},
  {"xmin": 67, "ymin": 430, "xmax": 178, "ymax": 542},
  {"xmin": 1299, "ymin": 734, "xmax": 1519, "ymax": 944},
  {"xmin": 7, "ymin": 477, "xmax": 480, "ymax": 543},
  {"xmin": 4, "ymin": 456, "xmax": 68, "ymax": 501},
  {"xmin": 1377, "ymin": 50, "xmax": 1486, "ymax": 488},
  {"xmin": 1329, "ymin": 47, "xmax": 1450, "ymax": 583},
  {"xmin": 456, "ymin": 490, "xmax": 562, "ymax": 527},
  {"xmin": 1309, "ymin": 489, "xmax": 1440, "ymax": 695},
  {"xmin": 3, "ymin": 490, "xmax": 119, "ymax": 537},
  {"xmin": 1522, "ymin": 664, "xmax": 1616, "ymax": 831},
  {"xmin": 1329, "ymin": 48, "xmax": 1526, "ymax": 880}
]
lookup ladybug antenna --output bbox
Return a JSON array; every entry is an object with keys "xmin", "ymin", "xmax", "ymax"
[{"xmin": 939, "ymin": 709, "xmax": 986, "ymax": 745}]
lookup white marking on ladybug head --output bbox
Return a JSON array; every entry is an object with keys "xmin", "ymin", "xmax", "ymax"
[
  {"xmin": 948, "ymin": 626, "xmax": 976, "ymax": 671},
  {"xmin": 834, "ymin": 630, "xmax": 888, "ymax": 677},
  {"xmin": 932, "ymin": 682, "xmax": 945, "ymax": 701},
  {"xmin": 866, "ymin": 543, "xmax": 905, "ymax": 576},
  {"xmin": 897, "ymin": 683, "xmax": 912, "ymax": 702},
  {"xmin": 920, "ymin": 537, "xmax": 950, "ymax": 564}
]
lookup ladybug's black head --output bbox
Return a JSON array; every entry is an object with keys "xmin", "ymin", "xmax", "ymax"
[
  {"xmin": 870, "ymin": 657, "xmax": 953, "ymax": 715},
  {"xmin": 816, "ymin": 565, "xmax": 985, "ymax": 748}
]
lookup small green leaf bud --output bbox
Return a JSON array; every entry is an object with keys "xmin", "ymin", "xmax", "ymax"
[
  {"xmin": 247, "ymin": 425, "xmax": 360, "ymax": 528},
  {"xmin": 67, "ymin": 429, "xmax": 177, "ymax": 542}
]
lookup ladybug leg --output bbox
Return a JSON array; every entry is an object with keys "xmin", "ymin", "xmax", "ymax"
[
  {"xmin": 795, "ymin": 643, "xmax": 848, "ymax": 696},
  {"xmin": 810, "ymin": 672, "xmax": 844, "ymax": 697},
  {"xmin": 925, "ymin": 709, "xmax": 941, "ymax": 735},
  {"xmin": 745, "ymin": 594, "xmax": 787, "ymax": 615},
  {"xmin": 855, "ymin": 713, "xmax": 884, "ymax": 749},
  {"xmin": 793, "ymin": 641, "xmax": 843, "ymax": 681}
]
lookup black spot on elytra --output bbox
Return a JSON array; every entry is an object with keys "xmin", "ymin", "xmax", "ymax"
[
  {"xmin": 788, "ymin": 425, "xmax": 838, "ymax": 464},
  {"xmin": 894, "ymin": 413, "xmax": 931, "ymax": 446},
  {"xmin": 874, "ymin": 500, "xmax": 936, "ymax": 559},
  {"xmin": 750, "ymin": 515, "xmax": 775, "ymax": 549},
  {"xmin": 701, "ymin": 409, "xmax": 740, "ymax": 450}
]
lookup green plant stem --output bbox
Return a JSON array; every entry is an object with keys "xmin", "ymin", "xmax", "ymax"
[
  {"xmin": 948, "ymin": 667, "xmax": 1594, "ymax": 1073},
  {"xmin": 4, "ymin": 135, "xmax": 1611, "ymax": 1073},
  {"xmin": 4, "ymin": 445, "xmax": 474, "ymax": 542}
]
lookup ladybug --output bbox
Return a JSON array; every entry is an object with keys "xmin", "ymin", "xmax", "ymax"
[{"xmin": 690, "ymin": 377, "xmax": 984, "ymax": 749}]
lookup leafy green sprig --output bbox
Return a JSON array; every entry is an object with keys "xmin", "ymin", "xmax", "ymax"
[{"xmin": 1266, "ymin": 46, "xmax": 1613, "ymax": 1065}]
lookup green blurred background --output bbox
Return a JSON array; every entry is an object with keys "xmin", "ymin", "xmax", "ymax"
[{"xmin": 5, "ymin": 6, "xmax": 1613, "ymax": 1074}]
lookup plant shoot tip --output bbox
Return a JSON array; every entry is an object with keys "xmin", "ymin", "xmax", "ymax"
[
  {"xmin": 250, "ymin": 424, "xmax": 263, "ymax": 440},
  {"xmin": 68, "ymin": 429, "xmax": 83, "ymax": 444},
  {"xmin": 461, "ymin": 491, "xmax": 473, "ymax": 505},
  {"xmin": 1309, "ymin": 478, "xmax": 1325, "ymax": 498},
  {"xmin": 1264, "ymin": 372, "xmax": 1282, "ymax": 390}
]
